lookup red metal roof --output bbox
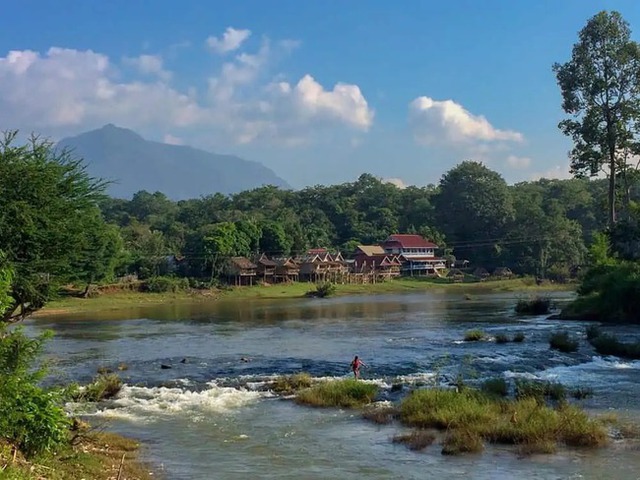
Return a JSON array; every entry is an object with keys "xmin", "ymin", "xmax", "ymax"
[{"xmin": 384, "ymin": 234, "xmax": 438, "ymax": 249}]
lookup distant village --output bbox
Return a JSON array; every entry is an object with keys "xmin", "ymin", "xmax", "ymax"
[{"xmin": 224, "ymin": 234, "xmax": 511, "ymax": 286}]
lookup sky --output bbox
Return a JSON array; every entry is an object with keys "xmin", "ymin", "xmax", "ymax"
[{"xmin": 1, "ymin": 0, "xmax": 639, "ymax": 189}]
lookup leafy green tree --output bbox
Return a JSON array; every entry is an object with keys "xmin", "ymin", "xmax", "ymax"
[
  {"xmin": 554, "ymin": 10, "xmax": 640, "ymax": 227},
  {"xmin": 0, "ymin": 132, "xmax": 107, "ymax": 322},
  {"xmin": 0, "ymin": 257, "xmax": 13, "ymax": 316},
  {"xmin": 259, "ymin": 220, "xmax": 292, "ymax": 255},
  {"xmin": 433, "ymin": 161, "xmax": 514, "ymax": 267}
]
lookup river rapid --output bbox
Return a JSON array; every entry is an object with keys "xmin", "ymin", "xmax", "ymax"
[{"xmin": 26, "ymin": 290, "xmax": 640, "ymax": 479}]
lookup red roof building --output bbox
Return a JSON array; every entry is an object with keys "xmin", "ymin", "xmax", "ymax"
[{"xmin": 380, "ymin": 234, "xmax": 446, "ymax": 275}]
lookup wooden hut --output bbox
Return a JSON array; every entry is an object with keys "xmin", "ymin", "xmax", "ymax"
[
  {"xmin": 253, "ymin": 253, "xmax": 277, "ymax": 283},
  {"xmin": 225, "ymin": 257, "xmax": 257, "ymax": 286},
  {"xmin": 473, "ymin": 267, "xmax": 490, "ymax": 281},
  {"xmin": 492, "ymin": 267, "xmax": 513, "ymax": 279},
  {"xmin": 273, "ymin": 257, "xmax": 300, "ymax": 283}
]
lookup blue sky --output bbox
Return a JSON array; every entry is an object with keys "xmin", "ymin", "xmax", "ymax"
[{"xmin": 1, "ymin": 0, "xmax": 639, "ymax": 188}]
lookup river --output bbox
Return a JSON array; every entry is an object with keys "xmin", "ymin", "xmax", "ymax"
[{"xmin": 26, "ymin": 290, "xmax": 640, "ymax": 479}]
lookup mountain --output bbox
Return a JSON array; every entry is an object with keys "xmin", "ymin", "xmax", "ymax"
[{"xmin": 57, "ymin": 124, "xmax": 291, "ymax": 199}]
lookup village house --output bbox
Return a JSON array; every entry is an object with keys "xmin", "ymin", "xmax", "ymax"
[
  {"xmin": 225, "ymin": 256, "xmax": 257, "ymax": 286},
  {"xmin": 298, "ymin": 248, "xmax": 348, "ymax": 282},
  {"xmin": 272, "ymin": 257, "xmax": 300, "ymax": 283},
  {"xmin": 380, "ymin": 234, "xmax": 446, "ymax": 276},
  {"xmin": 352, "ymin": 245, "xmax": 402, "ymax": 279},
  {"xmin": 252, "ymin": 253, "xmax": 277, "ymax": 282}
]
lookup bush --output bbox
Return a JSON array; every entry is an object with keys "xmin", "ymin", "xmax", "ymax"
[
  {"xmin": 589, "ymin": 333, "xmax": 640, "ymax": 359},
  {"xmin": 363, "ymin": 405, "xmax": 397, "ymax": 425},
  {"xmin": 585, "ymin": 325, "xmax": 602, "ymax": 341},
  {"xmin": 142, "ymin": 276, "xmax": 189, "ymax": 293},
  {"xmin": 441, "ymin": 429, "xmax": 484, "ymax": 455},
  {"xmin": 495, "ymin": 333, "xmax": 509, "ymax": 344},
  {"xmin": 0, "ymin": 326, "xmax": 69, "ymax": 458},
  {"xmin": 464, "ymin": 329, "xmax": 485, "ymax": 342},
  {"xmin": 393, "ymin": 430, "xmax": 436, "ymax": 451},
  {"xmin": 272, "ymin": 373, "xmax": 313, "ymax": 395},
  {"xmin": 549, "ymin": 331, "xmax": 579, "ymax": 353},
  {"xmin": 481, "ymin": 378, "xmax": 508, "ymax": 398},
  {"xmin": 295, "ymin": 379, "xmax": 378, "ymax": 408},
  {"xmin": 512, "ymin": 332, "xmax": 525, "ymax": 343},
  {"xmin": 308, "ymin": 282, "xmax": 337, "ymax": 298},
  {"xmin": 73, "ymin": 373, "xmax": 123, "ymax": 402},
  {"xmin": 515, "ymin": 296, "xmax": 552, "ymax": 315}
]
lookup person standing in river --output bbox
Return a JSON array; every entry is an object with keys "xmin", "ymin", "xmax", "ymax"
[{"xmin": 350, "ymin": 355, "xmax": 366, "ymax": 379}]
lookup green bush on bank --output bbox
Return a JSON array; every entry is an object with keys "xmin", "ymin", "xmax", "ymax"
[
  {"xmin": 0, "ymin": 326, "xmax": 69, "ymax": 458},
  {"xmin": 142, "ymin": 276, "xmax": 190, "ymax": 293},
  {"xmin": 295, "ymin": 379, "xmax": 378, "ymax": 408}
]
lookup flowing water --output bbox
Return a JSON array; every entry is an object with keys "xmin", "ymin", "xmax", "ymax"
[{"xmin": 26, "ymin": 291, "xmax": 640, "ymax": 479}]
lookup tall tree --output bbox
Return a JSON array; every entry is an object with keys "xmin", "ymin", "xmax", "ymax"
[
  {"xmin": 0, "ymin": 132, "xmax": 107, "ymax": 322},
  {"xmin": 554, "ymin": 10, "xmax": 640, "ymax": 227}
]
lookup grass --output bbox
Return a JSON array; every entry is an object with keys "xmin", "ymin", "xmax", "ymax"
[
  {"xmin": 495, "ymin": 333, "xmax": 509, "ymax": 344},
  {"xmin": 72, "ymin": 373, "xmax": 123, "ymax": 402},
  {"xmin": 398, "ymin": 388, "xmax": 607, "ymax": 455},
  {"xmin": 481, "ymin": 378, "xmax": 509, "ymax": 398},
  {"xmin": 514, "ymin": 379, "xmax": 566, "ymax": 402},
  {"xmin": 587, "ymin": 331, "xmax": 640, "ymax": 360},
  {"xmin": 0, "ymin": 431, "xmax": 152, "ymax": 480},
  {"xmin": 464, "ymin": 329, "xmax": 485, "ymax": 342},
  {"xmin": 549, "ymin": 331, "xmax": 579, "ymax": 353},
  {"xmin": 515, "ymin": 296, "xmax": 552, "ymax": 315},
  {"xmin": 295, "ymin": 379, "xmax": 378, "ymax": 408},
  {"xmin": 36, "ymin": 277, "xmax": 574, "ymax": 317},
  {"xmin": 392, "ymin": 430, "xmax": 436, "ymax": 451},
  {"xmin": 271, "ymin": 373, "xmax": 313, "ymax": 395}
]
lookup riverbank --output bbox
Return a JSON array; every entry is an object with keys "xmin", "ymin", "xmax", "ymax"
[
  {"xmin": 35, "ymin": 277, "xmax": 575, "ymax": 317},
  {"xmin": 0, "ymin": 431, "xmax": 153, "ymax": 480}
]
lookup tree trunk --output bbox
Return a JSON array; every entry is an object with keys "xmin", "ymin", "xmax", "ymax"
[{"xmin": 609, "ymin": 149, "xmax": 617, "ymax": 227}]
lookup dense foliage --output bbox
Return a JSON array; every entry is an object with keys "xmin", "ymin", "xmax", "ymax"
[{"xmin": 98, "ymin": 169, "xmax": 619, "ymax": 283}]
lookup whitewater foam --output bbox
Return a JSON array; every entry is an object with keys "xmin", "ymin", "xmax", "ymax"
[{"xmin": 92, "ymin": 381, "xmax": 264, "ymax": 423}]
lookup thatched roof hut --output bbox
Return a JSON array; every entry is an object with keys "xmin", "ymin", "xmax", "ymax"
[
  {"xmin": 473, "ymin": 267, "xmax": 490, "ymax": 279},
  {"xmin": 492, "ymin": 267, "xmax": 513, "ymax": 278}
]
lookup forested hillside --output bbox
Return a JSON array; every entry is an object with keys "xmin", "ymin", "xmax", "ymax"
[{"xmin": 98, "ymin": 162, "xmax": 621, "ymax": 282}]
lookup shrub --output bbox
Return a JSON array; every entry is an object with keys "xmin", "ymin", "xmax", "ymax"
[
  {"xmin": 272, "ymin": 373, "xmax": 313, "ymax": 394},
  {"xmin": 0, "ymin": 326, "xmax": 69, "ymax": 458},
  {"xmin": 571, "ymin": 386, "xmax": 594, "ymax": 400},
  {"xmin": 309, "ymin": 282, "xmax": 337, "ymax": 298},
  {"xmin": 393, "ymin": 430, "xmax": 436, "ymax": 451},
  {"xmin": 549, "ymin": 331, "xmax": 579, "ymax": 353},
  {"xmin": 512, "ymin": 332, "xmax": 525, "ymax": 343},
  {"xmin": 295, "ymin": 379, "xmax": 378, "ymax": 408},
  {"xmin": 495, "ymin": 333, "xmax": 509, "ymax": 344},
  {"xmin": 464, "ymin": 329, "xmax": 485, "ymax": 342},
  {"xmin": 74, "ymin": 373, "xmax": 123, "ymax": 402},
  {"xmin": 142, "ymin": 276, "xmax": 189, "ymax": 293},
  {"xmin": 481, "ymin": 378, "xmax": 508, "ymax": 398},
  {"xmin": 589, "ymin": 332, "xmax": 640, "ymax": 359},
  {"xmin": 515, "ymin": 296, "xmax": 552, "ymax": 315},
  {"xmin": 585, "ymin": 325, "xmax": 602, "ymax": 341}
]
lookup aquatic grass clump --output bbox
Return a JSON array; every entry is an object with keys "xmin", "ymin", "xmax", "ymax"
[
  {"xmin": 515, "ymin": 296, "xmax": 552, "ymax": 315},
  {"xmin": 585, "ymin": 325, "xmax": 602, "ymax": 341},
  {"xmin": 588, "ymin": 332, "xmax": 640, "ymax": 359},
  {"xmin": 515, "ymin": 379, "xmax": 566, "ymax": 402},
  {"xmin": 272, "ymin": 373, "xmax": 313, "ymax": 394},
  {"xmin": 549, "ymin": 331, "xmax": 579, "ymax": 353},
  {"xmin": 495, "ymin": 333, "xmax": 509, "ymax": 344},
  {"xmin": 392, "ymin": 430, "xmax": 436, "ymax": 451},
  {"xmin": 464, "ymin": 329, "xmax": 485, "ymax": 342},
  {"xmin": 74, "ymin": 373, "xmax": 123, "ymax": 402},
  {"xmin": 481, "ymin": 377, "xmax": 508, "ymax": 398},
  {"xmin": 295, "ymin": 379, "xmax": 378, "ymax": 408},
  {"xmin": 397, "ymin": 388, "xmax": 607, "ymax": 455}
]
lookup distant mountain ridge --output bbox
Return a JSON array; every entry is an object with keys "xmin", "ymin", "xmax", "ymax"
[{"xmin": 57, "ymin": 124, "xmax": 290, "ymax": 199}]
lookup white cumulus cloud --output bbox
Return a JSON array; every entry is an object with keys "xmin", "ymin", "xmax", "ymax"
[
  {"xmin": 206, "ymin": 27, "xmax": 251, "ymax": 54},
  {"xmin": 530, "ymin": 165, "xmax": 572, "ymax": 181},
  {"xmin": 383, "ymin": 177, "xmax": 408, "ymax": 189},
  {"xmin": 409, "ymin": 96, "xmax": 523, "ymax": 146},
  {"xmin": 123, "ymin": 54, "xmax": 171, "ymax": 80},
  {"xmin": 0, "ymin": 40, "xmax": 373, "ymax": 148},
  {"xmin": 506, "ymin": 154, "xmax": 531, "ymax": 169}
]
